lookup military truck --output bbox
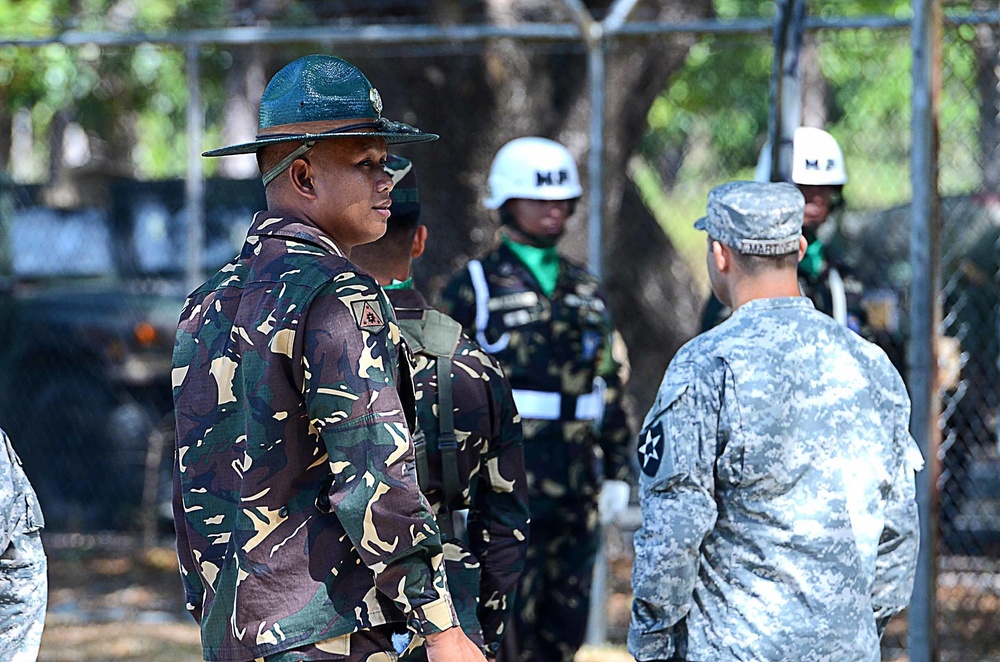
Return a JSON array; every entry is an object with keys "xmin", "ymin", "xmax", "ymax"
[{"xmin": 0, "ymin": 173, "xmax": 264, "ymax": 531}]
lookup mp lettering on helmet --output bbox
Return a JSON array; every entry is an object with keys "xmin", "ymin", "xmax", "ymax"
[
  {"xmin": 535, "ymin": 169, "xmax": 570, "ymax": 186},
  {"xmin": 804, "ymin": 158, "xmax": 838, "ymax": 172}
]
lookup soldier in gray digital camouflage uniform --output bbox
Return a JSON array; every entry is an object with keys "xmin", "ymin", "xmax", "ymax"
[
  {"xmin": 0, "ymin": 427, "xmax": 47, "ymax": 661},
  {"xmin": 629, "ymin": 181, "xmax": 923, "ymax": 662},
  {"xmin": 351, "ymin": 155, "xmax": 530, "ymax": 660},
  {"xmin": 173, "ymin": 55, "xmax": 487, "ymax": 662}
]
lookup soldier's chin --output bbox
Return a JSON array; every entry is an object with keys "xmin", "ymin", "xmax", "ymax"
[{"xmin": 537, "ymin": 231, "xmax": 563, "ymax": 247}]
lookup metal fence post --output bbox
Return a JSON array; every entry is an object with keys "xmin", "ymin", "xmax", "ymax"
[
  {"xmin": 767, "ymin": 0, "xmax": 805, "ymax": 183},
  {"xmin": 185, "ymin": 44, "xmax": 205, "ymax": 296},
  {"xmin": 585, "ymin": 37, "xmax": 606, "ymax": 281},
  {"xmin": 909, "ymin": 1, "xmax": 942, "ymax": 660}
]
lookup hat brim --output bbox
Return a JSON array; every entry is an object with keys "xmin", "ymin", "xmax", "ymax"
[
  {"xmin": 203, "ymin": 123, "xmax": 438, "ymax": 157},
  {"xmin": 694, "ymin": 216, "xmax": 707, "ymax": 230}
]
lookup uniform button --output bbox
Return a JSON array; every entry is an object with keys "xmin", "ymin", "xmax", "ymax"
[{"xmin": 279, "ymin": 506, "xmax": 288, "ymax": 518}]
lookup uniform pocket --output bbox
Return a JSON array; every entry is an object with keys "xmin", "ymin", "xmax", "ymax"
[
  {"xmin": 22, "ymin": 488, "xmax": 45, "ymax": 534},
  {"xmin": 0, "ymin": 528, "xmax": 45, "ymax": 572}
]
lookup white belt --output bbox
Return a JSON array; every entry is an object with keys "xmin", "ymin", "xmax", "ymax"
[{"xmin": 512, "ymin": 387, "xmax": 604, "ymax": 421}]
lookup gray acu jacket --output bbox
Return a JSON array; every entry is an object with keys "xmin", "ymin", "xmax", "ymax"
[{"xmin": 629, "ymin": 297, "xmax": 922, "ymax": 662}]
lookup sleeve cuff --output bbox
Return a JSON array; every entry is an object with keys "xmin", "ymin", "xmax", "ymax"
[
  {"xmin": 408, "ymin": 595, "xmax": 460, "ymax": 637},
  {"xmin": 628, "ymin": 619, "xmax": 682, "ymax": 661}
]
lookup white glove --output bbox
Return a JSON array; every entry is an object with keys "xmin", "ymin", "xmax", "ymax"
[{"xmin": 598, "ymin": 479, "xmax": 631, "ymax": 525}]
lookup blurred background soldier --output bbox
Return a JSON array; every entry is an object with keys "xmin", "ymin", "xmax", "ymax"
[
  {"xmin": 0, "ymin": 427, "xmax": 46, "ymax": 661},
  {"xmin": 351, "ymin": 154, "xmax": 530, "ymax": 661},
  {"xmin": 172, "ymin": 54, "xmax": 487, "ymax": 662},
  {"xmin": 631, "ymin": 181, "xmax": 921, "ymax": 662},
  {"xmin": 438, "ymin": 137, "xmax": 634, "ymax": 662},
  {"xmin": 701, "ymin": 127, "xmax": 869, "ymax": 337}
]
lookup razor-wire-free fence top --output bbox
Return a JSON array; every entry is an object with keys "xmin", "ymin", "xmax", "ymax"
[{"xmin": 1, "ymin": 1, "xmax": 998, "ymax": 660}]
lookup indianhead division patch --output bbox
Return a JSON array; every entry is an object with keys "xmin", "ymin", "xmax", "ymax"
[
  {"xmin": 637, "ymin": 422, "xmax": 664, "ymax": 478},
  {"xmin": 351, "ymin": 299, "xmax": 386, "ymax": 333}
]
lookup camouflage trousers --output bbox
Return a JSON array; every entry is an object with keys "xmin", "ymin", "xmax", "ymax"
[
  {"xmin": 259, "ymin": 625, "xmax": 399, "ymax": 662},
  {"xmin": 500, "ymin": 498, "xmax": 598, "ymax": 662},
  {"xmin": 0, "ymin": 528, "xmax": 47, "ymax": 662}
]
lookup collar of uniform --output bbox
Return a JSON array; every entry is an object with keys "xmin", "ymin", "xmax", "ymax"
[
  {"xmin": 799, "ymin": 237, "xmax": 826, "ymax": 281},
  {"xmin": 498, "ymin": 235, "xmax": 561, "ymax": 297},
  {"xmin": 246, "ymin": 211, "xmax": 347, "ymax": 258},
  {"xmin": 732, "ymin": 296, "xmax": 816, "ymax": 316},
  {"xmin": 385, "ymin": 286, "xmax": 430, "ymax": 313}
]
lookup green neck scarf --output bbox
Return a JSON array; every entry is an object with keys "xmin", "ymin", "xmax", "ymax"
[
  {"xmin": 800, "ymin": 238, "xmax": 826, "ymax": 280},
  {"xmin": 383, "ymin": 277, "xmax": 414, "ymax": 291},
  {"xmin": 503, "ymin": 234, "xmax": 560, "ymax": 297}
]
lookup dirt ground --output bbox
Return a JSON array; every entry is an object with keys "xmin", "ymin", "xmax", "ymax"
[
  {"xmin": 37, "ymin": 538, "xmax": 1000, "ymax": 662},
  {"xmin": 38, "ymin": 541, "xmax": 634, "ymax": 662}
]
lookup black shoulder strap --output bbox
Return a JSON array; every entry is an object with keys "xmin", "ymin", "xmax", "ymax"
[{"xmin": 396, "ymin": 310, "xmax": 463, "ymax": 539}]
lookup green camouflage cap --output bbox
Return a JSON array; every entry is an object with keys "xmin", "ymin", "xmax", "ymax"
[
  {"xmin": 694, "ymin": 181, "xmax": 804, "ymax": 256},
  {"xmin": 386, "ymin": 154, "xmax": 419, "ymax": 218},
  {"xmin": 203, "ymin": 55, "xmax": 438, "ymax": 159}
]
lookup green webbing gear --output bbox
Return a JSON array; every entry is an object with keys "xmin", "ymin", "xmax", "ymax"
[{"xmin": 397, "ymin": 309, "xmax": 463, "ymax": 540}]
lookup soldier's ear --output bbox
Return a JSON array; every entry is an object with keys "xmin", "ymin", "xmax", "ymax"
[
  {"xmin": 411, "ymin": 225, "xmax": 428, "ymax": 259},
  {"xmin": 796, "ymin": 235, "xmax": 808, "ymax": 262},
  {"xmin": 712, "ymin": 239, "xmax": 729, "ymax": 273},
  {"xmin": 288, "ymin": 159, "xmax": 316, "ymax": 200}
]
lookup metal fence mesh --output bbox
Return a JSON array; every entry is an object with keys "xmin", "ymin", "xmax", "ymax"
[{"xmin": 2, "ymin": 7, "xmax": 1000, "ymax": 660}]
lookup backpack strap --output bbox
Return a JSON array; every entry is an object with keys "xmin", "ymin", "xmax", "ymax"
[
  {"xmin": 396, "ymin": 309, "xmax": 464, "ymax": 540},
  {"xmin": 410, "ymin": 422, "xmax": 430, "ymax": 493}
]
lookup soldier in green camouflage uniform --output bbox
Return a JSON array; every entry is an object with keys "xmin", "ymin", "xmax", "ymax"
[
  {"xmin": 172, "ymin": 55, "xmax": 488, "ymax": 662},
  {"xmin": 0, "ymin": 427, "xmax": 46, "ymax": 661},
  {"xmin": 437, "ymin": 138, "xmax": 633, "ymax": 662},
  {"xmin": 351, "ymin": 155, "xmax": 530, "ymax": 660}
]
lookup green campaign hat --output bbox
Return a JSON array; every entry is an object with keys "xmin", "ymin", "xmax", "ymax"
[{"xmin": 203, "ymin": 55, "xmax": 438, "ymax": 162}]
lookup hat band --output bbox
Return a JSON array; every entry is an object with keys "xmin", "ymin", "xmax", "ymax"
[
  {"xmin": 256, "ymin": 120, "xmax": 384, "ymax": 142},
  {"xmin": 738, "ymin": 236, "xmax": 801, "ymax": 256},
  {"xmin": 259, "ymin": 121, "xmax": 385, "ymax": 186}
]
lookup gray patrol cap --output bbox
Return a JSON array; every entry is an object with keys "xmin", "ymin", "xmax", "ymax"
[{"xmin": 694, "ymin": 181, "xmax": 805, "ymax": 256}]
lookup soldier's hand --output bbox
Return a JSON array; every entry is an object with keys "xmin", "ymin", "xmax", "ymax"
[
  {"xmin": 423, "ymin": 626, "xmax": 488, "ymax": 662},
  {"xmin": 598, "ymin": 479, "xmax": 631, "ymax": 525}
]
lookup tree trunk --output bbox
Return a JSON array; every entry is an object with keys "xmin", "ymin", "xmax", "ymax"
[
  {"xmin": 326, "ymin": 0, "xmax": 712, "ymax": 413},
  {"xmin": 298, "ymin": 0, "xmax": 714, "ymax": 413},
  {"xmin": 800, "ymin": 38, "xmax": 828, "ymax": 128}
]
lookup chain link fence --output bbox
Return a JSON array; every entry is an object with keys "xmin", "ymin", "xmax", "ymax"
[{"xmin": 2, "ymin": 3, "xmax": 1000, "ymax": 660}]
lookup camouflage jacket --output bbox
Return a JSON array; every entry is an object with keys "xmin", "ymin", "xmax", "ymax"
[
  {"xmin": 172, "ymin": 212, "xmax": 458, "ymax": 662},
  {"xmin": 438, "ymin": 242, "xmax": 632, "ymax": 501},
  {"xmin": 388, "ymin": 287, "xmax": 529, "ymax": 658},
  {"xmin": 629, "ymin": 297, "xmax": 922, "ymax": 662},
  {"xmin": 0, "ymin": 427, "xmax": 47, "ymax": 661}
]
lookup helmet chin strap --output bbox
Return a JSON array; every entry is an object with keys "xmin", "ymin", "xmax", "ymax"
[{"xmin": 499, "ymin": 205, "xmax": 564, "ymax": 248}]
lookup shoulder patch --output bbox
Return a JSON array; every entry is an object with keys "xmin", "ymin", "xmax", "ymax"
[
  {"xmin": 351, "ymin": 299, "xmax": 385, "ymax": 332},
  {"xmin": 638, "ymin": 421, "xmax": 665, "ymax": 477}
]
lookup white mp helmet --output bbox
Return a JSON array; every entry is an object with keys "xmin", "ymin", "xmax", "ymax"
[
  {"xmin": 754, "ymin": 127, "xmax": 848, "ymax": 186},
  {"xmin": 484, "ymin": 136, "xmax": 583, "ymax": 210}
]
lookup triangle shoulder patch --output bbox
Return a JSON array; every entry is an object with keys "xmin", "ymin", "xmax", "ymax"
[{"xmin": 351, "ymin": 299, "xmax": 386, "ymax": 333}]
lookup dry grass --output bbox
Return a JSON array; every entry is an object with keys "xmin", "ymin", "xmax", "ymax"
[
  {"xmin": 40, "ymin": 622, "xmax": 202, "ymax": 661},
  {"xmin": 35, "ymin": 543, "xmax": 1000, "ymax": 662}
]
